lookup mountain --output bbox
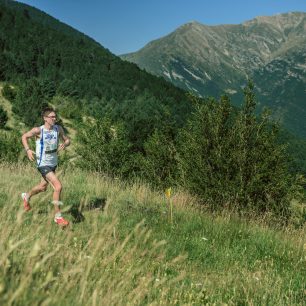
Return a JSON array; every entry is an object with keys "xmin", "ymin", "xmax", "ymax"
[{"xmin": 121, "ymin": 12, "xmax": 306, "ymax": 138}]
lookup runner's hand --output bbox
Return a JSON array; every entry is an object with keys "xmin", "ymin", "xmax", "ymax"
[
  {"xmin": 27, "ymin": 150, "xmax": 35, "ymax": 161},
  {"xmin": 58, "ymin": 143, "xmax": 66, "ymax": 151}
]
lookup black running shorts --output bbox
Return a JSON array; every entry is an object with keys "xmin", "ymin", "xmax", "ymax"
[{"xmin": 37, "ymin": 166, "xmax": 57, "ymax": 177}]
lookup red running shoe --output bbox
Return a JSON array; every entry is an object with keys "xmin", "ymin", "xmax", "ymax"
[
  {"xmin": 54, "ymin": 216, "xmax": 69, "ymax": 227},
  {"xmin": 21, "ymin": 193, "xmax": 31, "ymax": 211}
]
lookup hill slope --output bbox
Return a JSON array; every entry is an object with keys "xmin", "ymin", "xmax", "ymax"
[
  {"xmin": 3, "ymin": 0, "xmax": 97, "ymax": 43},
  {"xmin": 121, "ymin": 12, "xmax": 306, "ymax": 138},
  {"xmin": 0, "ymin": 163, "xmax": 305, "ymax": 304}
]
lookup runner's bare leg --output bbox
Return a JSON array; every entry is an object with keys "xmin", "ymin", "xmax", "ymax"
[
  {"xmin": 45, "ymin": 171, "xmax": 62, "ymax": 214},
  {"xmin": 28, "ymin": 177, "xmax": 48, "ymax": 199}
]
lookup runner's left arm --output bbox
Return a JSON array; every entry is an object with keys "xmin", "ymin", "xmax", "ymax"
[
  {"xmin": 21, "ymin": 127, "xmax": 41, "ymax": 161},
  {"xmin": 58, "ymin": 126, "xmax": 70, "ymax": 151}
]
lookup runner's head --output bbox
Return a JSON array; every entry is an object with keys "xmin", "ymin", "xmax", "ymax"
[{"xmin": 42, "ymin": 107, "xmax": 57, "ymax": 127}]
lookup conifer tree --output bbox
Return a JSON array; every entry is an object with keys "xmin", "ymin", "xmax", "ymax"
[{"xmin": 177, "ymin": 81, "xmax": 299, "ymax": 217}]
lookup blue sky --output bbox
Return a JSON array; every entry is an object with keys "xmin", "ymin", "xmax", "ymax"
[{"xmin": 18, "ymin": 0, "xmax": 306, "ymax": 55}]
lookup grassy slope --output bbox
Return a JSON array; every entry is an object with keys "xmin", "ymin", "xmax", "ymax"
[{"xmin": 0, "ymin": 163, "xmax": 305, "ymax": 305}]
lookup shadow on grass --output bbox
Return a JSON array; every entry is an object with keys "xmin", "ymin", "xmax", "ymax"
[
  {"xmin": 37, "ymin": 197, "xmax": 107, "ymax": 224},
  {"xmin": 69, "ymin": 207, "xmax": 85, "ymax": 223},
  {"xmin": 69, "ymin": 197, "xmax": 107, "ymax": 223}
]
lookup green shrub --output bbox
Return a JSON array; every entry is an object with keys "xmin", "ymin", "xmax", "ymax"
[
  {"xmin": 177, "ymin": 82, "xmax": 301, "ymax": 218},
  {"xmin": 12, "ymin": 78, "xmax": 49, "ymax": 126},
  {"xmin": 51, "ymin": 95, "xmax": 82, "ymax": 120},
  {"xmin": 0, "ymin": 130, "xmax": 22, "ymax": 162},
  {"xmin": 76, "ymin": 117, "xmax": 131, "ymax": 177},
  {"xmin": 138, "ymin": 129, "xmax": 178, "ymax": 188},
  {"xmin": 0, "ymin": 105, "xmax": 8, "ymax": 129},
  {"xmin": 2, "ymin": 83, "xmax": 16, "ymax": 101}
]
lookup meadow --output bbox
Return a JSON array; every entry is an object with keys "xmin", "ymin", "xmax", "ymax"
[{"xmin": 0, "ymin": 163, "xmax": 305, "ymax": 305}]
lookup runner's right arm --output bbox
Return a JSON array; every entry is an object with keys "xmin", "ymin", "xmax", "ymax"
[{"xmin": 21, "ymin": 127, "xmax": 40, "ymax": 161}]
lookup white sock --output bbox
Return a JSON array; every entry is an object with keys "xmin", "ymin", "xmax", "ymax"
[
  {"xmin": 55, "ymin": 212, "xmax": 62, "ymax": 219},
  {"xmin": 22, "ymin": 193, "xmax": 30, "ymax": 201},
  {"xmin": 51, "ymin": 200, "xmax": 63, "ymax": 206}
]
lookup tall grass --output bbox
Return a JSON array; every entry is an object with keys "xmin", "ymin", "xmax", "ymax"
[{"xmin": 0, "ymin": 163, "xmax": 305, "ymax": 305}]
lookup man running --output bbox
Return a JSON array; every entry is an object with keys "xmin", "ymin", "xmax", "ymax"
[{"xmin": 21, "ymin": 107, "xmax": 70, "ymax": 227}]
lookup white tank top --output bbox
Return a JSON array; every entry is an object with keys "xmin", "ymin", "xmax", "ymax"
[{"xmin": 36, "ymin": 125, "xmax": 59, "ymax": 167}]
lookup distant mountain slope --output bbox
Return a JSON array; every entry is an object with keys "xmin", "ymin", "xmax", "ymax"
[{"xmin": 121, "ymin": 12, "xmax": 306, "ymax": 138}]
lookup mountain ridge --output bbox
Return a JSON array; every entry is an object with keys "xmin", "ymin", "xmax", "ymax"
[{"xmin": 121, "ymin": 12, "xmax": 306, "ymax": 138}]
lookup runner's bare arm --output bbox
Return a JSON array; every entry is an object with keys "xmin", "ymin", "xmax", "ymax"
[
  {"xmin": 58, "ymin": 125, "xmax": 70, "ymax": 151},
  {"xmin": 21, "ymin": 127, "xmax": 40, "ymax": 150},
  {"xmin": 21, "ymin": 127, "xmax": 40, "ymax": 161}
]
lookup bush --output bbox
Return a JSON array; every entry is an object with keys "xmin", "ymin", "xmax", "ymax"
[
  {"xmin": 76, "ymin": 117, "xmax": 131, "ymax": 177},
  {"xmin": 177, "ymin": 82, "xmax": 301, "ymax": 218},
  {"xmin": 0, "ymin": 130, "xmax": 22, "ymax": 162},
  {"xmin": 137, "ymin": 129, "xmax": 178, "ymax": 188},
  {"xmin": 0, "ymin": 106, "xmax": 8, "ymax": 129},
  {"xmin": 12, "ymin": 78, "xmax": 49, "ymax": 126},
  {"xmin": 51, "ymin": 95, "xmax": 83, "ymax": 121},
  {"xmin": 2, "ymin": 83, "xmax": 16, "ymax": 101}
]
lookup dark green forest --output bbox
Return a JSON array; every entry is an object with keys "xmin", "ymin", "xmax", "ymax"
[
  {"xmin": 0, "ymin": 1, "xmax": 191, "ymax": 137},
  {"xmin": 0, "ymin": 0, "xmax": 305, "ymax": 222}
]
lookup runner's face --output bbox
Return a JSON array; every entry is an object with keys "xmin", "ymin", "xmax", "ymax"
[{"xmin": 44, "ymin": 112, "xmax": 57, "ymax": 126}]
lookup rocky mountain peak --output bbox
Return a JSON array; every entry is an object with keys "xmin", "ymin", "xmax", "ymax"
[
  {"xmin": 243, "ymin": 12, "xmax": 306, "ymax": 34},
  {"xmin": 121, "ymin": 11, "xmax": 306, "ymax": 138}
]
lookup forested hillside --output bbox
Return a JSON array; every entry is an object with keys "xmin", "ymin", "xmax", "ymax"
[{"xmin": 0, "ymin": 0, "xmax": 191, "ymax": 145}]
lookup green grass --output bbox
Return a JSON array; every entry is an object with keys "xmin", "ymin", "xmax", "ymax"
[{"xmin": 0, "ymin": 163, "xmax": 305, "ymax": 305}]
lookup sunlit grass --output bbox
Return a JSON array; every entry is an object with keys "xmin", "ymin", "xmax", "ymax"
[{"xmin": 0, "ymin": 163, "xmax": 305, "ymax": 305}]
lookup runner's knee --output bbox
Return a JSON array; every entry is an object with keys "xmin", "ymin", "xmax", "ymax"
[
  {"xmin": 54, "ymin": 182, "xmax": 62, "ymax": 193},
  {"xmin": 39, "ymin": 184, "xmax": 47, "ymax": 192}
]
